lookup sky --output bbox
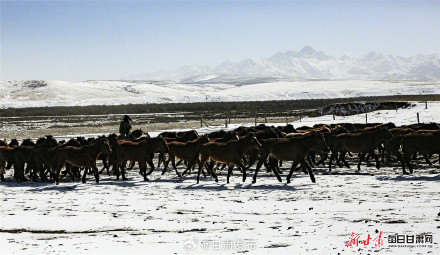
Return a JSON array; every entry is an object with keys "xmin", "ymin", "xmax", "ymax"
[{"xmin": 1, "ymin": 0, "xmax": 439, "ymax": 81}]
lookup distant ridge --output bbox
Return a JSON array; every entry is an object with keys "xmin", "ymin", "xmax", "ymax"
[{"xmin": 123, "ymin": 46, "xmax": 440, "ymax": 81}]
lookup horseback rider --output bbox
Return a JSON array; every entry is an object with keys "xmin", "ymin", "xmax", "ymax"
[{"xmin": 119, "ymin": 115, "xmax": 132, "ymax": 139}]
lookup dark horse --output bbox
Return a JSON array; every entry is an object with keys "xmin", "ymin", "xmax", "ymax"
[
  {"xmin": 164, "ymin": 135, "xmax": 210, "ymax": 177},
  {"xmin": 112, "ymin": 138, "xmax": 168, "ymax": 181},
  {"xmin": 401, "ymin": 131, "xmax": 440, "ymax": 174},
  {"xmin": 197, "ymin": 133, "xmax": 262, "ymax": 184},
  {"xmin": 253, "ymin": 132, "xmax": 329, "ymax": 184},
  {"xmin": 330, "ymin": 127, "xmax": 394, "ymax": 171},
  {"xmin": 30, "ymin": 135, "xmax": 59, "ymax": 182},
  {"xmin": 52, "ymin": 138, "xmax": 111, "ymax": 184}
]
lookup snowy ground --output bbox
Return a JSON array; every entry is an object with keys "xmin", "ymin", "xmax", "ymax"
[
  {"xmin": 1, "ymin": 102, "xmax": 439, "ymax": 255},
  {"xmin": 0, "ymin": 80, "xmax": 439, "ymax": 108}
]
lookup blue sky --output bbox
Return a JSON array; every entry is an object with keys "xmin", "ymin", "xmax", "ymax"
[{"xmin": 1, "ymin": 0, "xmax": 439, "ymax": 81}]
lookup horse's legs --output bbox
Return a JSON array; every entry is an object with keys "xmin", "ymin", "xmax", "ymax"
[
  {"xmin": 264, "ymin": 160, "xmax": 271, "ymax": 173},
  {"xmin": 371, "ymin": 151, "xmax": 380, "ymax": 169},
  {"xmin": 55, "ymin": 166, "xmax": 62, "ymax": 185},
  {"xmin": 181, "ymin": 162, "xmax": 194, "ymax": 178},
  {"xmin": 93, "ymin": 165, "xmax": 99, "ymax": 183},
  {"xmin": 380, "ymin": 145, "xmax": 386, "ymax": 163},
  {"xmin": 172, "ymin": 156, "xmax": 183, "ymax": 177},
  {"xmin": 407, "ymin": 156, "xmax": 414, "ymax": 174},
  {"xmin": 139, "ymin": 161, "xmax": 149, "ymax": 181},
  {"xmin": 145, "ymin": 159, "xmax": 155, "ymax": 176},
  {"xmin": 226, "ymin": 164, "xmax": 234, "ymax": 184},
  {"xmin": 328, "ymin": 153, "xmax": 335, "ymax": 171},
  {"xmin": 401, "ymin": 153, "xmax": 407, "ymax": 174},
  {"xmin": 113, "ymin": 162, "xmax": 120, "ymax": 180},
  {"xmin": 306, "ymin": 153, "xmax": 314, "ymax": 167},
  {"xmin": 162, "ymin": 158, "xmax": 170, "ymax": 175},
  {"xmin": 0, "ymin": 161, "xmax": 4, "ymax": 181},
  {"xmin": 423, "ymin": 154, "xmax": 432, "ymax": 166},
  {"xmin": 317, "ymin": 153, "xmax": 328, "ymax": 166},
  {"xmin": 357, "ymin": 153, "xmax": 364, "ymax": 171},
  {"xmin": 270, "ymin": 159, "xmax": 282, "ymax": 182},
  {"xmin": 301, "ymin": 159, "xmax": 315, "ymax": 183},
  {"xmin": 157, "ymin": 153, "xmax": 163, "ymax": 168},
  {"xmin": 252, "ymin": 153, "xmax": 268, "ymax": 184},
  {"xmin": 402, "ymin": 153, "xmax": 411, "ymax": 175},
  {"xmin": 120, "ymin": 162, "xmax": 128, "ymax": 181},
  {"xmin": 235, "ymin": 161, "xmax": 247, "ymax": 182},
  {"xmin": 103, "ymin": 158, "xmax": 110, "ymax": 175},
  {"xmin": 340, "ymin": 152, "xmax": 350, "ymax": 168},
  {"xmin": 161, "ymin": 155, "xmax": 172, "ymax": 175},
  {"xmin": 67, "ymin": 165, "xmax": 76, "ymax": 182},
  {"xmin": 286, "ymin": 162, "xmax": 299, "ymax": 184},
  {"xmin": 176, "ymin": 159, "xmax": 183, "ymax": 167},
  {"xmin": 81, "ymin": 165, "xmax": 87, "ymax": 183},
  {"xmin": 197, "ymin": 155, "xmax": 209, "ymax": 184},
  {"xmin": 127, "ymin": 161, "xmax": 136, "ymax": 170},
  {"xmin": 336, "ymin": 152, "xmax": 343, "ymax": 168}
]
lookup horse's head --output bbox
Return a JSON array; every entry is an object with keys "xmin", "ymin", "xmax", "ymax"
[
  {"xmin": 310, "ymin": 131, "xmax": 330, "ymax": 153},
  {"xmin": 9, "ymin": 139, "xmax": 19, "ymax": 147},
  {"xmin": 131, "ymin": 129, "xmax": 144, "ymax": 140},
  {"xmin": 0, "ymin": 139, "xmax": 8, "ymax": 147},
  {"xmin": 227, "ymin": 131, "xmax": 240, "ymax": 140},
  {"xmin": 317, "ymin": 132, "xmax": 330, "ymax": 153},
  {"xmin": 45, "ymin": 135, "xmax": 58, "ymax": 147},
  {"xmin": 21, "ymin": 139, "xmax": 35, "ymax": 146},
  {"xmin": 246, "ymin": 133, "xmax": 262, "ymax": 150},
  {"xmin": 199, "ymin": 135, "xmax": 210, "ymax": 144},
  {"xmin": 96, "ymin": 138, "xmax": 111, "ymax": 153}
]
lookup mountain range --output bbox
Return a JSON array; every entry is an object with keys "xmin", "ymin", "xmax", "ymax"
[{"xmin": 123, "ymin": 46, "xmax": 440, "ymax": 82}]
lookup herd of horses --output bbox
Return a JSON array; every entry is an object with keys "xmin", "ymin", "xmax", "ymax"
[{"xmin": 0, "ymin": 121, "xmax": 439, "ymax": 185}]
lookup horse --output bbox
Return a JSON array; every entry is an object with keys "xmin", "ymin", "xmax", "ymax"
[
  {"xmin": 401, "ymin": 131, "xmax": 440, "ymax": 174},
  {"xmin": 52, "ymin": 138, "xmax": 111, "ymax": 184},
  {"xmin": 10, "ymin": 141, "xmax": 38, "ymax": 182},
  {"xmin": 253, "ymin": 132, "xmax": 329, "ymax": 184},
  {"xmin": 402, "ymin": 122, "xmax": 440, "ymax": 131},
  {"xmin": 130, "ymin": 129, "xmax": 147, "ymax": 140},
  {"xmin": 30, "ymin": 135, "xmax": 59, "ymax": 182},
  {"xmin": 158, "ymin": 131, "xmax": 198, "ymax": 168},
  {"xmin": 197, "ymin": 133, "xmax": 262, "ymax": 184},
  {"xmin": 330, "ymin": 127, "xmax": 394, "ymax": 171},
  {"xmin": 163, "ymin": 135, "xmax": 210, "ymax": 177},
  {"xmin": 0, "ymin": 146, "xmax": 14, "ymax": 181},
  {"xmin": 112, "ymin": 138, "xmax": 168, "ymax": 181},
  {"xmin": 382, "ymin": 128, "xmax": 415, "ymax": 163}
]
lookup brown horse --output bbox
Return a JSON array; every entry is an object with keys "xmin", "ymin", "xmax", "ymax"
[
  {"xmin": 31, "ymin": 135, "xmax": 59, "ymax": 182},
  {"xmin": 382, "ymin": 128, "xmax": 415, "ymax": 163},
  {"xmin": 401, "ymin": 131, "xmax": 440, "ymax": 174},
  {"xmin": 330, "ymin": 127, "xmax": 394, "ymax": 171},
  {"xmin": 197, "ymin": 133, "xmax": 262, "ymax": 184},
  {"xmin": 113, "ymin": 137, "xmax": 168, "ymax": 181},
  {"xmin": 0, "ymin": 146, "xmax": 14, "ymax": 181},
  {"xmin": 253, "ymin": 132, "xmax": 329, "ymax": 184},
  {"xmin": 52, "ymin": 138, "xmax": 111, "ymax": 184},
  {"xmin": 10, "ymin": 145, "xmax": 36, "ymax": 182},
  {"xmin": 163, "ymin": 135, "xmax": 210, "ymax": 177},
  {"xmin": 130, "ymin": 129, "xmax": 148, "ymax": 140}
]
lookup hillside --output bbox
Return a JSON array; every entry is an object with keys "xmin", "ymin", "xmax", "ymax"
[{"xmin": 0, "ymin": 80, "xmax": 439, "ymax": 109}]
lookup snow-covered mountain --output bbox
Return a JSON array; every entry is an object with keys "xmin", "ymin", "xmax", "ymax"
[{"xmin": 125, "ymin": 46, "xmax": 440, "ymax": 82}]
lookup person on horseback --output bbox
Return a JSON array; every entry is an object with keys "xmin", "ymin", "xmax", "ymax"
[{"xmin": 119, "ymin": 115, "xmax": 132, "ymax": 139}]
